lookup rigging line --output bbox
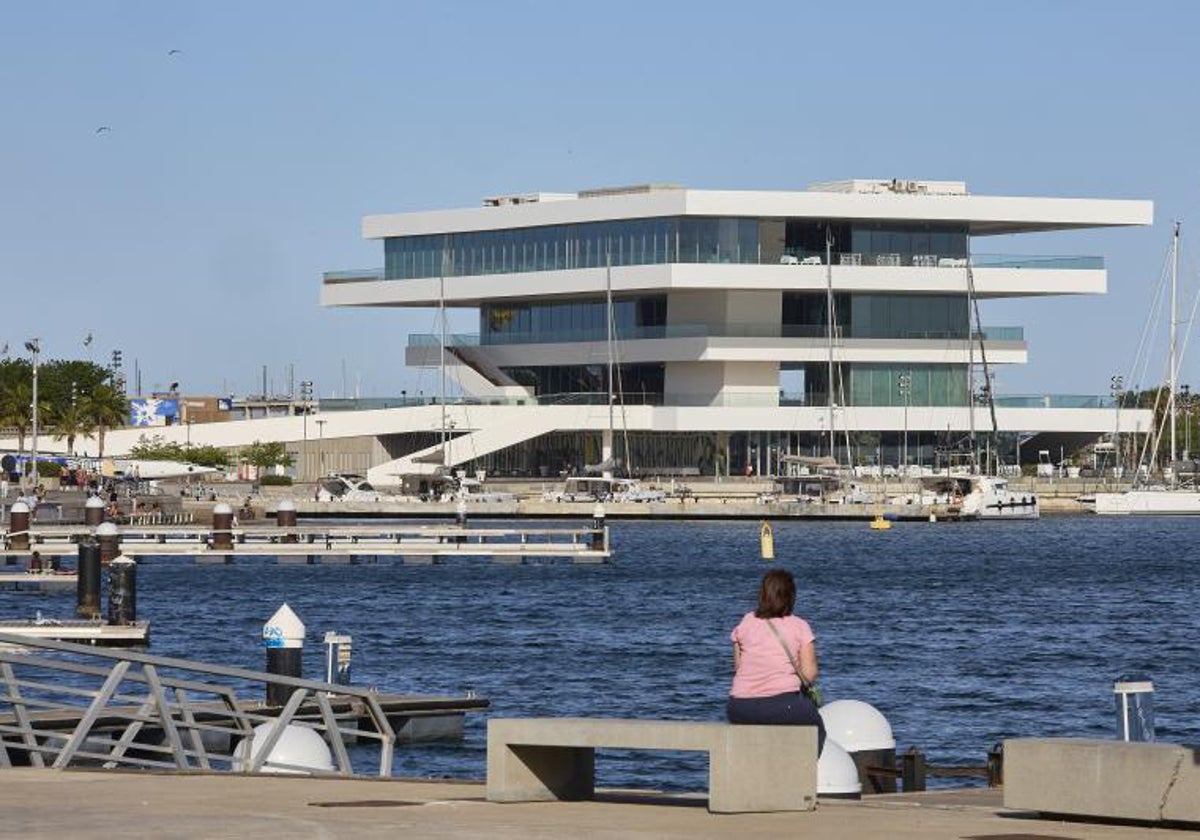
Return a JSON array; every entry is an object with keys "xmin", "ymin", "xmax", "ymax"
[
  {"xmin": 1130, "ymin": 246, "xmax": 1176, "ymax": 474},
  {"xmin": 966, "ymin": 262, "xmax": 1000, "ymax": 474}
]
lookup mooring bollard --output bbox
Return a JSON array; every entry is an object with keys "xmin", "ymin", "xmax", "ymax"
[
  {"xmin": 591, "ymin": 503, "xmax": 606, "ymax": 552},
  {"xmin": 986, "ymin": 742, "xmax": 1004, "ymax": 787},
  {"xmin": 212, "ymin": 503, "xmax": 234, "ymax": 551},
  {"xmin": 84, "ymin": 495, "xmax": 105, "ymax": 528},
  {"xmin": 276, "ymin": 499, "xmax": 298, "ymax": 544},
  {"xmin": 96, "ymin": 521, "xmax": 121, "ymax": 564},
  {"xmin": 107, "ymin": 554, "xmax": 137, "ymax": 626},
  {"xmin": 9, "ymin": 501, "xmax": 30, "ymax": 551},
  {"xmin": 264, "ymin": 603, "xmax": 305, "ymax": 707},
  {"xmin": 76, "ymin": 540, "xmax": 102, "ymax": 619}
]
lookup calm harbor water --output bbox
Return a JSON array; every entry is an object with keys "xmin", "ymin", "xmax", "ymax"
[{"xmin": 4, "ymin": 516, "xmax": 1198, "ymax": 789}]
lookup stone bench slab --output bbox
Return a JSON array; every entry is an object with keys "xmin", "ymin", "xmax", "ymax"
[
  {"xmin": 488, "ymin": 717, "xmax": 817, "ymax": 814},
  {"xmin": 1005, "ymin": 738, "xmax": 1200, "ymax": 824}
]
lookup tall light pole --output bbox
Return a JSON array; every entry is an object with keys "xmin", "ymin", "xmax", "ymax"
[
  {"xmin": 24, "ymin": 339, "xmax": 40, "ymax": 492},
  {"xmin": 1110, "ymin": 375, "xmax": 1124, "ymax": 480},
  {"xmin": 299, "ymin": 380, "xmax": 313, "ymax": 480},
  {"xmin": 898, "ymin": 371, "xmax": 911, "ymax": 474},
  {"xmin": 315, "ymin": 419, "xmax": 327, "ymax": 477}
]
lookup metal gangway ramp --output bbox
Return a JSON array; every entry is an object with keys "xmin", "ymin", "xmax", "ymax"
[{"xmin": 0, "ymin": 633, "xmax": 396, "ymax": 776}]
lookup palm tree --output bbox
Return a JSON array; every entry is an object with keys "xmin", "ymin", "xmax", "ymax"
[
  {"xmin": 50, "ymin": 402, "xmax": 96, "ymax": 456},
  {"xmin": 0, "ymin": 380, "xmax": 32, "ymax": 454},
  {"xmin": 80, "ymin": 385, "xmax": 127, "ymax": 457}
]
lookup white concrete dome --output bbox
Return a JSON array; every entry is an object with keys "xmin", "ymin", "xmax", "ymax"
[
  {"xmin": 234, "ymin": 723, "xmax": 334, "ymax": 774},
  {"xmin": 213, "ymin": 503, "xmax": 234, "ymax": 515},
  {"xmin": 9, "ymin": 501, "xmax": 29, "ymax": 513},
  {"xmin": 819, "ymin": 699, "xmax": 895, "ymax": 751},
  {"xmin": 817, "ymin": 738, "xmax": 862, "ymax": 797},
  {"xmin": 85, "ymin": 496, "xmax": 105, "ymax": 509},
  {"xmin": 95, "ymin": 522, "xmax": 119, "ymax": 537},
  {"xmin": 276, "ymin": 499, "xmax": 296, "ymax": 512}
]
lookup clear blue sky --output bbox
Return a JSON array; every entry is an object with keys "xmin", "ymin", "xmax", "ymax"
[{"xmin": 2, "ymin": 1, "xmax": 1197, "ymax": 399}]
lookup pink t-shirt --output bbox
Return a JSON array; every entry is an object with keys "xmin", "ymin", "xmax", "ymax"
[{"xmin": 729, "ymin": 613, "xmax": 815, "ymax": 699}]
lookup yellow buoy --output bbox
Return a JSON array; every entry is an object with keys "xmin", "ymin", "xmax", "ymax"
[
  {"xmin": 869, "ymin": 515, "xmax": 892, "ymax": 531},
  {"xmin": 760, "ymin": 521, "xmax": 775, "ymax": 560}
]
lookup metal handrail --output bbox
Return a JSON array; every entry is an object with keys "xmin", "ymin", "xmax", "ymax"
[{"xmin": 0, "ymin": 633, "xmax": 395, "ymax": 776}]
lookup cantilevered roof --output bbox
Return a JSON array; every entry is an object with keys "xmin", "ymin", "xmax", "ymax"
[{"xmin": 363, "ymin": 184, "xmax": 1153, "ymax": 239}]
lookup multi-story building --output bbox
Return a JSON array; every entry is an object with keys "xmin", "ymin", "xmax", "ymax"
[{"xmin": 322, "ymin": 179, "xmax": 1153, "ymax": 483}]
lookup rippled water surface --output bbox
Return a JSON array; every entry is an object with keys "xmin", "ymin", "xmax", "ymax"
[{"xmin": 5, "ymin": 516, "xmax": 1198, "ymax": 789}]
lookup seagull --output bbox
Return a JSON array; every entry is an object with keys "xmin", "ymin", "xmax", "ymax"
[
  {"xmin": 95, "ymin": 126, "xmax": 111, "ymax": 134},
  {"xmin": 83, "ymin": 332, "xmax": 93, "ymax": 348},
  {"xmin": 168, "ymin": 49, "xmax": 183, "ymax": 56}
]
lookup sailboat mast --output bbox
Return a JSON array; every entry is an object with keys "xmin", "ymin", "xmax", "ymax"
[
  {"xmin": 440, "ymin": 270, "xmax": 448, "ymax": 466},
  {"xmin": 825, "ymin": 226, "xmax": 835, "ymax": 461},
  {"xmin": 606, "ymin": 250, "xmax": 614, "ymax": 458},
  {"xmin": 1170, "ymin": 221, "xmax": 1180, "ymax": 470}
]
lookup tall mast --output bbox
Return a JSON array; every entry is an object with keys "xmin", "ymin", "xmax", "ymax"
[
  {"xmin": 606, "ymin": 250, "xmax": 614, "ymax": 447},
  {"xmin": 440, "ymin": 267, "xmax": 448, "ymax": 468},
  {"xmin": 1170, "ymin": 221, "xmax": 1180, "ymax": 471},
  {"xmin": 825, "ymin": 226, "xmax": 835, "ymax": 461}
]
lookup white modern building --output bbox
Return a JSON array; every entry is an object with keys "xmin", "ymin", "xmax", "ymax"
[{"xmin": 315, "ymin": 179, "xmax": 1154, "ymax": 484}]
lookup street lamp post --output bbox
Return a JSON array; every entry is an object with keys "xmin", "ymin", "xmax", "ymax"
[
  {"xmin": 315, "ymin": 419, "xmax": 327, "ymax": 477},
  {"xmin": 299, "ymin": 381, "xmax": 313, "ymax": 480},
  {"xmin": 1110, "ymin": 375, "xmax": 1124, "ymax": 480},
  {"xmin": 898, "ymin": 371, "xmax": 911, "ymax": 475},
  {"xmin": 24, "ymin": 339, "xmax": 40, "ymax": 493}
]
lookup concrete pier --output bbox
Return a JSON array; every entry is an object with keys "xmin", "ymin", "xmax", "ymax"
[{"xmin": 0, "ymin": 770, "xmax": 1182, "ymax": 839}]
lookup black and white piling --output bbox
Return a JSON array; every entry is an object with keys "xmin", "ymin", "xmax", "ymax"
[
  {"xmin": 106, "ymin": 553, "xmax": 137, "ymax": 626},
  {"xmin": 276, "ymin": 499, "xmax": 298, "ymax": 544},
  {"xmin": 95, "ymin": 521, "xmax": 121, "ymax": 564},
  {"xmin": 323, "ymin": 631, "xmax": 352, "ymax": 686},
  {"xmin": 591, "ymin": 503, "xmax": 606, "ymax": 552},
  {"xmin": 84, "ymin": 495, "xmax": 105, "ymax": 528},
  {"xmin": 9, "ymin": 501, "xmax": 30, "ymax": 551},
  {"xmin": 263, "ymin": 603, "xmax": 305, "ymax": 707},
  {"xmin": 76, "ymin": 540, "xmax": 102, "ymax": 619},
  {"xmin": 212, "ymin": 503, "xmax": 234, "ymax": 551}
]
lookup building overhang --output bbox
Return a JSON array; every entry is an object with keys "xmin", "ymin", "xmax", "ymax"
[
  {"xmin": 322, "ymin": 263, "xmax": 1107, "ymax": 309},
  {"xmin": 362, "ymin": 188, "xmax": 1152, "ymax": 239}
]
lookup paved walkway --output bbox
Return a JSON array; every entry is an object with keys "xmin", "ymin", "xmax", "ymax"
[{"xmin": 1, "ymin": 770, "xmax": 1191, "ymax": 839}]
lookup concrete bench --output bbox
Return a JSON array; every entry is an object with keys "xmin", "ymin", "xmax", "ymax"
[
  {"xmin": 487, "ymin": 717, "xmax": 817, "ymax": 813},
  {"xmin": 1005, "ymin": 738, "xmax": 1200, "ymax": 824}
]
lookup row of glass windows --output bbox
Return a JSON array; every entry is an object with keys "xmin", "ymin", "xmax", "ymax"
[
  {"xmin": 499, "ymin": 363, "xmax": 666, "ymax": 398},
  {"xmin": 482, "ymin": 296, "xmax": 667, "ymax": 344},
  {"xmin": 847, "ymin": 364, "xmax": 970, "ymax": 407},
  {"xmin": 782, "ymin": 293, "xmax": 969, "ymax": 339},
  {"xmin": 383, "ymin": 217, "xmax": 970, "ymax": 280}
]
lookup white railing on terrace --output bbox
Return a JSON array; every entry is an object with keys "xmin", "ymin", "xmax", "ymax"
[{"xmin": 322, "ymin": 252, "xmax": 1103, "ymax": 285}]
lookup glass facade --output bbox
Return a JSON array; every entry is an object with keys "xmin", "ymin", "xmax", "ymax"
[
  {"xmin": 499, "ymin": 362, "xmax": 665, "ymax": 400},
  {"xmin": 783, "ymin": 293, "xmax": 969, "ymax": 339},
  {"xmin": 382, "ymin": 217, "xmax": 976, "ymax": 280},
  {"xmin": 482, "ymin": 295, "xmax": 667, "ymax": 345}
]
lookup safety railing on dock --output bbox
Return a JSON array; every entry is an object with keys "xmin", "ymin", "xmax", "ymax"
[{"xmin": 0, "ymin": 633, "xmax": 395, "ymax": 776}]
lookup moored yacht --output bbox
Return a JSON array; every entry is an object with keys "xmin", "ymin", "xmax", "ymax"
[{"xmin": 893, "ymin": 473, "xmax": 1039, "ymax": 520}]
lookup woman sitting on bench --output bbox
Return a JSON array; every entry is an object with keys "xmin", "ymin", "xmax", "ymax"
[{"xmin": 727, "ymin": 568, "xmax": 826, "ymax": 753}]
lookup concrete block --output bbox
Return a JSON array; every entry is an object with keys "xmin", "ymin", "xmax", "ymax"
[
  {"xmin": 1005, "ymin": 738, "xmax": 1200, "ymax": 824},
  {"xmin": 487, "ymin": 717, "xmax": 816, "ymax": 814}
]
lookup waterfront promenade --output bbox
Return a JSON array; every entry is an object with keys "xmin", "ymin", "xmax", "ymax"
[{"xmin": 1, "ymin": 769, "xmax": 1187, "ymax": 839}]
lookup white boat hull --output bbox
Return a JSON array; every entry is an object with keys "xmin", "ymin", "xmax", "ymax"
[{"xmin": 1093, "ymin": 490, "xmax": 1200, "ymax": 515}]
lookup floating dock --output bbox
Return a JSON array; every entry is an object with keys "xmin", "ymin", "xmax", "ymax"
[
  {"xmin": 0, "ymin": 619, "xmax": 149, "ymax": 647},
  {"xmin": 0, "ymin": 523, "xmax": 610, "ymax": 565},
  {"xmin": 0, "ymin": 573, "xmax": 77, "ymax": 592}
]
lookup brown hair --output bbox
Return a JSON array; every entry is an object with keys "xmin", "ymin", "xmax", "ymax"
[{"xmin": 755, "ymin": 568, "xmax": 796, "ymax": 618}]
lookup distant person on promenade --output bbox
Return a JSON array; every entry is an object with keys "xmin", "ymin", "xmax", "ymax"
[{"xmin": 727, "ymin": 567, "xmax": 825, "ymax": 753}]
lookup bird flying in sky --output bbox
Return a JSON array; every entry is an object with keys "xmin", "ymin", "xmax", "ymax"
[
  {"xmin": 83, "ymin": 332, "xmax": 93, "ymax": 348},
  {"xmin": 95, "ymin": 126, "xmax": 111, "ymax": 134},
  {"xmin": 168, "ymin": 49, "xmax": 182, "ymax": 56}
]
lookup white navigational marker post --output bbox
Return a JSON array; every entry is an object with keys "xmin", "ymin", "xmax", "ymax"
[{"xmin": 264, "ymin": 603, "xmax": 305, "ymax": 707}]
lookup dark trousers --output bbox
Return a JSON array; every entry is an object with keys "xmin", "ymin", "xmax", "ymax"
[{"xmin": 727, "ymin": 691, "xmax": 826, "ymax": 754}]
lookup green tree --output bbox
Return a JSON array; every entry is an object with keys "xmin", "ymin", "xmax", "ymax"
[
  {"xmin": 39, "ymin": 360, "xmax": 111, "ymax": 409},
  {"xmin": 79, "ymin": 384, "xmax": 127, "ymax": 457},
  {"xmin": 49, "ymin": 401, "xmax": 96, "ymax": 456},
  {"xmin": 0, "ymin": 379, "xmax": 32, "ymax": 454},
  {"xmin": 128, "ymin": 434, "xmax": 229, "ymax": 468},
  {"xmin": 242, "ymin": 440, "xmax": 294, "ymax": 475}
]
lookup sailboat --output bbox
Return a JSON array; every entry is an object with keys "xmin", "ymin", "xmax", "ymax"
[{"xmin": 1094, "ymin": 222, "xmax": 1200, "ymax": 514}]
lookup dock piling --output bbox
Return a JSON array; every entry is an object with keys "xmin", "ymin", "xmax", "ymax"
[
  {"xmin": 212, "ymin": 503, "xmax": 234, "ymax": 551},
  {"xmin": 96, "ymin": 521, "xmax": 120, "ymax": 564},
  {"xmin": 264, "ymin": 603, "xmax": 305, "ymax": 707},
  {"xmin": 76, "ymin": 540, "xmax": 101, "ymax": 619},
  {"xmin": 107, "ymin": 554, "xmax": 137, "ymax": 626},
  {"xmin": 9, "ymin": 502, "xmax": 30, "ymax": 551},
  {"xmin": 276, "ymin": 499, "xmax": 298, "ymax": 543}
]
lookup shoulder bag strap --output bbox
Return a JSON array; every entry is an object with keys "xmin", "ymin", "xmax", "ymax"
[{"xmin": 765, "ymin": 618, "xmax": 811, "ymax": 689}]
